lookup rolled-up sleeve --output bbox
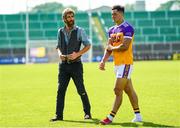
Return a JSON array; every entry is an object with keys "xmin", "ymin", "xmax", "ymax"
[
  {"xmin": 56, "ymin": 29, "xmax": 61, "ymax": 49},
  {"xmin": 79, "ymin": 28, "xmax": 91, "ymax": 46}
]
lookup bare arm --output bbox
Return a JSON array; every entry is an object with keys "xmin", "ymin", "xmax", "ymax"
[
  {"xmin": 99, "ymin": 39, "xmax": 112, "ymax": 70},
  {"xmin": 102, "ymin": 38, "xmax": 113, "ymax": 62},
  {"xmin": 78, "ymin": 44, "xmax": 91, "ymax": 56},
  {"xmin": 101, "ymin": 50, "xmax": 112, "ymax": 62},
  {"xmin": 99, "ymin": 50, "xmax": 112, "ymax": 71},
  {"xmin": 67, "ymin": 44, "xmax": 91, "ymax": 60},
  {"xmin": 107, "ymin": 38, "xmax": 132, "ymax": 52}
]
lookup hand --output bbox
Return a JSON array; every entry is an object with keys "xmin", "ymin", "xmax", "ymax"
[
  {"xmin": 59, "ymin": 54, "xmax": 67, "ymax": 61},
  {"xmin": 108, "ymin": 38, "xmax": 114, "ymax": 45},
  {"xmin": 67, "ymin": 52, "xmax": 79, "ymax": 60},
  {"xmin": 106, "ymin": 44, "xmax": 113, "ymax": 51},
  {"xmin": 99, "ymin": 61, "xmax": 105, "ymax": 70}
]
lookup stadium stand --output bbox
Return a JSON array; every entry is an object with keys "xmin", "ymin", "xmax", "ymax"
[
  {"xmin": 100, "ymin": 10, "xmax": 180, "ymax": 43},
  {"xmin": 99, "ymin": 10, "xmax": 180, "ymax": 60},
  {"xmin": 0, "ymin": 13, "xmax": 91, "ymax": 57},
  {"xmin": 0, "ymin": 10, "xmax": 180, "ymax": 62}
]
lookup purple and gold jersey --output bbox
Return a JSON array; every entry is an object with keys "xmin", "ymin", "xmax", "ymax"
[{"xmin": 108, "ymin": 21, "xmax": 134, "ymax": 65}]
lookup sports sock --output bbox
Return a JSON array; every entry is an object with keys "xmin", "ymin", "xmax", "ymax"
[
  {"xmin": 134, "ymin": 108, "xmax": 140, "ymax": 114},
  {"xmin": 107, "ymin": 111, "xmax": 116, "ymax": 121}
]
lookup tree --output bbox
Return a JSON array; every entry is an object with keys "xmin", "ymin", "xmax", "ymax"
[
  {"xmin": 125, "ymin": 4, "xmax": 135, "ymax": 11},
  {"xmin": 156, "ymin": 0, "xmax": 180, "ymax": 11},
  {"xmin": 30, "ymin": 2, "xmax": 77, "ymax": 13}
]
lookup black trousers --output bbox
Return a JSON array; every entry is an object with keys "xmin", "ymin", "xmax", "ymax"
[{"xmin": 55, "ymin": 61, "xmax": 91, "ymax": 118}]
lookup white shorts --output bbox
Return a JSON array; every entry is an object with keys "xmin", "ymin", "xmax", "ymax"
[{"xmin": 114, "ymin": 64, "xmax": 133, "ymax": 79}]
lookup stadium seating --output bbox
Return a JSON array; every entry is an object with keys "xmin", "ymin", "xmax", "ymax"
[
  {"xmin": 100, "ymin": 10, "xmax": 180, "ymax": 44},
  {"xmin": 0, "ymin": 10, "xmax": 180, "ymax": 49},
  {"xmin": 0, "ymin": 13, "xmax": 91, "ymax": 49}
]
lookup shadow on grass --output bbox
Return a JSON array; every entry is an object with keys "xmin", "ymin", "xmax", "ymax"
[
  {"xmin": 109, "ymin": 121, "xmax": 175, "ymax": 127},
  {"xmin": 62, "ymin": 119, "xmax": 176, "ymax": 127},
  {"xmin": 63, "ymin": 118, "xmax": 100, "ymax": 124}
]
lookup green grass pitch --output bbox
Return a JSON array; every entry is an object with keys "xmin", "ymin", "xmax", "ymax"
[{"xmin": 0, "ymin": 61, "xmax": 180, "ymax": 127}]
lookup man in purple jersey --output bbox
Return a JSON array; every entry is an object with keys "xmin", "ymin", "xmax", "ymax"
[{"xmin": 99, "ymin": 5, "xmax": 142, "ymax": 125}]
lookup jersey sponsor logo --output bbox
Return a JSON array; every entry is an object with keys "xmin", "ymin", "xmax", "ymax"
[{"xmin": 110, "ymin": 32, "xmax": 124, "ymax": 45}]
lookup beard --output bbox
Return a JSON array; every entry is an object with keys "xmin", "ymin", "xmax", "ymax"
[{"xmin": 65, "ymin": 20, "xmax": 75, "ymax": 28}]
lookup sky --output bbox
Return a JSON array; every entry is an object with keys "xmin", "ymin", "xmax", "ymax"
[{"xmin": 0, "ymin": 0, "xmax": 170, "ymax": 14}]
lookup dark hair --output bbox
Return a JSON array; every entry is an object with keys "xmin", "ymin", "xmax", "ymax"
[{"xmin": 112, "ymin": 5, "xmax": 125, "ymax": 14}]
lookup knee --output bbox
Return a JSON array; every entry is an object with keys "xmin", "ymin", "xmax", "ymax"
[
  {"xmin": 114, "ymin": 88, "xmax": 123, "ymax": 96},
  {"xmin": 124, "ymin": 87, "xmax": 130, "ymax": 94}
]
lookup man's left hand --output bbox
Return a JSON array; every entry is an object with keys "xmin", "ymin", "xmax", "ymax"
[{"xmin": 67, "ymin": 52, "xmax": 79, "ymax": 60}]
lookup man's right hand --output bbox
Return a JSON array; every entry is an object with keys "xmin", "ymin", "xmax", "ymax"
[
  {"xmin": 99, "ymin": 61, "xmax": 105, "ymax": 70},
  {"xmin": 59, "ymin": 55, "xmax": 67, "ymax": 61}
]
